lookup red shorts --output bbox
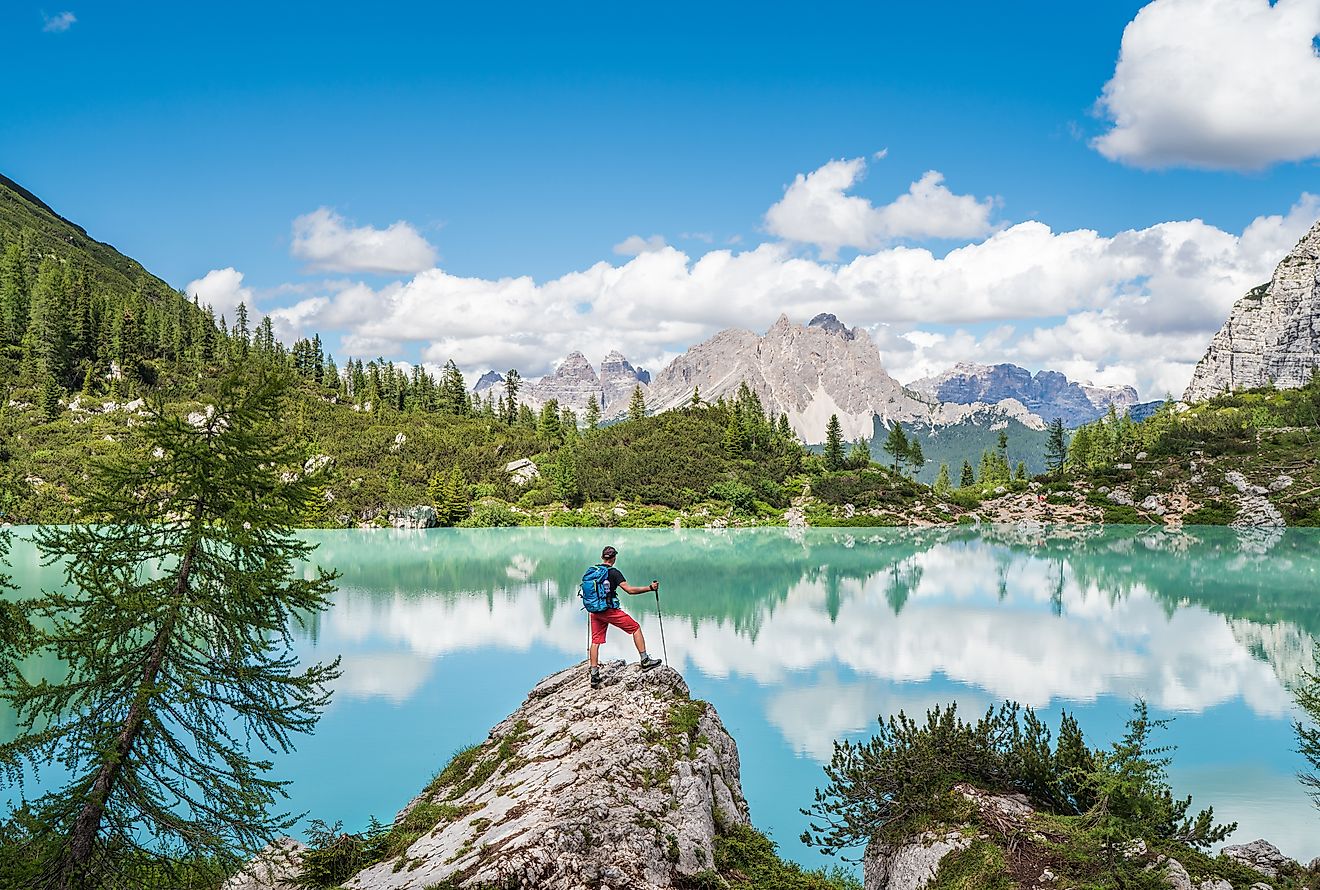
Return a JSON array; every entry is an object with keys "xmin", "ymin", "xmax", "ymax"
[{"xmin": 590, "ymin": 608, "xmax": 639, "ymax": 644}]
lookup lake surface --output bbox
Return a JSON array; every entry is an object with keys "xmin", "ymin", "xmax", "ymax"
[{"xmin": 4, "ymin": 526, "xmax": 1319, "ymax": 868}]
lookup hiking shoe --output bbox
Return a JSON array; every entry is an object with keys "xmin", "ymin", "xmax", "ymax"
[
  {"xmin": 640, "ymin": 656, "xmax": 662, "ymax": 671},
  {"xmin": 590, "ymin": 669, "xmax": 602, "ymax": 689}
]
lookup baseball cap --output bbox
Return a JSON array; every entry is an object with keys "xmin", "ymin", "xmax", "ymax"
[{"xmin": 602, "ymin": 545, "xmax": 618, "ymax": 559}]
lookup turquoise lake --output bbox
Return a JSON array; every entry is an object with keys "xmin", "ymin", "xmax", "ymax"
[{"xmin": 3, "ymin": 526, "xmax": 1319, "ymax": 868}]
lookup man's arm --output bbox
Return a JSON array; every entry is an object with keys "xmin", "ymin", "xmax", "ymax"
[{"xmin": 620, "ymin": 580, "xmax": 658, "ymax": 595}]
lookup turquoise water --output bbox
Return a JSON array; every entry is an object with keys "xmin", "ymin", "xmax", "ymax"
[{"xmin": 4, "ymin": 526, "xmax": 1320, "ymax": 867}]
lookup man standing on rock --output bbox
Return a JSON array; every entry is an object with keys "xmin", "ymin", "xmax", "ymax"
[{"xmin": 588, "ymin": 545, "xmax": 661, "ymax": 688}]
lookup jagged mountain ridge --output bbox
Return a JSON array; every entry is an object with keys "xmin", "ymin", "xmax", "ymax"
[
  {"xmin": 1184, "ymin": 218, "xmax": 1320, "ymax": 401},
  {"xmin": 907, "ymin": 361, "xmax": 1140, "ymax": 428},
  {"xmin": 478, "ymin": 313, "xmax": 1153, "ymax": 442}
]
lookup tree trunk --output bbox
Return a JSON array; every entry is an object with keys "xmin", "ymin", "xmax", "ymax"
[{"xmin": 58, "ymin": 545, "xmax": 195, "ymax": 889}]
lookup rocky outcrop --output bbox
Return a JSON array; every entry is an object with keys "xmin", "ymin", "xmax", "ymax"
[
  {"xmin": 1184, "ymin": 219, "xmax": 1320, "ymax": 402},
  {"xmin": 532, "ymin": 351, "xmax": 604, "ymax": 411},
  {"xmin": 863, "ymin": 785, "xmax": 1302, "ymax": 890},
  {"xmin": 646, "ymin": 314, "xmax": 930, "ymax": 441},
  {"xmin": 339, "ymin": 661, "xmax": 748, "ymax": 889},
  {"xmin": 366, "ymin": 506, "xmax": 438, "ymax": 529},
  {"xmin": 221, "ymin": 839, "xmax": 306, "ymax": 890},
  {"xmin": 907, "ymin": 362, "xmax": 1139, "ymax": 428}
]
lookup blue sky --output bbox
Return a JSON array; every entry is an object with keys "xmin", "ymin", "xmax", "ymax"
[{"xmin": 4, "ymin": 0, "xmax": 1320, "ymax": 397}]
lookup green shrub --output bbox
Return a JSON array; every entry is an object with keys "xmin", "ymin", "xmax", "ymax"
[{"xmin": 457, "ymin": 503, "xmax": 526, "ymax": 527}]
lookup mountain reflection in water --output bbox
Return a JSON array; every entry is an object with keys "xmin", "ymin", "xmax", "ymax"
[{"xmin": 4, "ymin": 526, "xmax": 1318, "ymax": 866}]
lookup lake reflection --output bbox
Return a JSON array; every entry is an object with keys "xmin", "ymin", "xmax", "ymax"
[{"xmin": 5, "ymin": 526, "xmax": 1320, "ymax": 866}]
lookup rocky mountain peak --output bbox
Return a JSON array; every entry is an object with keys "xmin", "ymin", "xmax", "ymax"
[
  {"xmin": 807, "ymin": 312, "xmax": 856, "ymax": 340},
  {"xmin": 472, "ymin": 370, "xmax": 504, "ymax": 393},
  {"xmin": 1184, "ymin": 217, "xmax": 1320, "ymax": 402},
  {"xmin": 339, "ymin": 662, "xmax": 748, "ymax": 889},
  {"xmin": 646, "ymin": 314, "xmax": 928, "ymax": 441}
]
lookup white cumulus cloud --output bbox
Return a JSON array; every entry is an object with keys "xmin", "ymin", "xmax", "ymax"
[
  {"xmin": 291, "ymin": 207, "xmax": 438, "ymax": 275},
  {"xmin": 267, "ymin": 191, "xmax": 1318, "ymax": 399},
  {"xmin": 185, "ymin": 267, "xmax": 255, "ymax": 322},
  {"xmin": 42, "ymin": 11, "xmax": 76, "ymax": 32},
  {"xmin": 1094, "ymin": 0, "xmax": 1320, "ymax": 170},
  {"xmin": 764, "ymin": 157, "xmax": 996, "ymax": 257},
  {"xmin": 613, "ymin": 234, "xmax": 667, "ymax": 256}
]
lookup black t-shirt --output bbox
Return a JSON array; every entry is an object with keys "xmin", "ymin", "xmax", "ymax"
[{"xmin": 606, "ymin": 567, "xmax": 626, "ymax": 599}]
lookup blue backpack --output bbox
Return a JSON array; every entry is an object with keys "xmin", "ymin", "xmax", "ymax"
[{"xmin": 580, "ymin": 564, "xmax": 616, "ymax": 613}]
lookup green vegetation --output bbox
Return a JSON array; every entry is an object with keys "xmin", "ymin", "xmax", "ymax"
[
  {"xmin": 800, "ymin": 701, "xmax": 1286, "ymax": 890},
  {"xmin": 0, "ymin": 370, "xmax": 340, "ymax": 889},
  {"xmin": 1059, "ymin": 375, "xmax": 1320, "ymax": 525},
  {"xmin": 677, "ymin": 823, "xmax": 862, "ymax": 890}
]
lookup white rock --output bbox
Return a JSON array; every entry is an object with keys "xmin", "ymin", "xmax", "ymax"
[
  {"xmin": 505, "ymin": 458, "xmax": 540, "ymax": 485},
  {"xmin": 340, "ymin": 663, "xmax": 749, "ymax": 890},
  {"xmin": 1220, "ymin": 838, "xmax": 1295, "ymax": 879},
  {"xmin": 1269, "ymin": 474, "xmax": 1294, "ymax": 492},
  {"xmin": 1186, "ymin": 220, "xmax": 1320, "ymax": 401},
  {"xmin": 221, "ymin": 838, "xmax": 306, "ymax": 890}
]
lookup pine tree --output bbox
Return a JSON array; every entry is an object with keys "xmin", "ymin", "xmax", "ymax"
[
  {"xmin": 724, "ymin": 410, "xmax": 746, "ymax": 456},
  {"xmin": 628, "ymin": 385, "xmax": 646, "ymax": 422},
  {"xmin": 847, "ymin": 438, "xmax": 871, "ymax": 469},
  {"xmin": 777, "ymin": 413, "xmax": 794, "ymax": 442},
  {"xmin": 584, "ymin": 395, "xmax": 601, "ymax": 431},
  {"xmin": 553, "ymin": 448, "xmax": 582, "ymax": 507},
  {"xmin": 883, "ymin": 423, "xmax": 910, "ymax": 474},
  {"xmin": 538, "ymin": 400, "xmax": 563, "ymax": 443},
  {"xmin": 39, "ymin": 372, "xmax": 62, "ymax": 421},
  {"xmin": 960, "ymin": 460, "xmax": 975, "ymax": 487},
  {"xmin": 689, "ymin": 385, "xmax": 703, "ymax": 409},
  {"xmin": 1045, "ymin": 417, "xmax": 1068, "ymax": 471},
  {"xmin": 824, "ymin": 414, "xmax": 845, "ymax": 471},
  {"xmin": 933, "ymin": 462, "xmax": 952, "ymax": 496},
  {"xmin": 0, "ymin": 370, "xmax": 340, "ymax": 888},
  {"xmin": 440, "ymin": 465, "xmax": 469, "ymax": 526},
  {"xmin": 1014, "ymin": 461, "xmax": 1027, "ymax": 481},
  {"xmin": 440, "ymin": 360, "xmax": 468, "ymax": 415},
  {"xmin": 907, "ymin": 440, "xmax": 924, "ymax": 476},
  {"xmin": 503, "ymin": 369, "xmax": 521, "ymax": 425}
]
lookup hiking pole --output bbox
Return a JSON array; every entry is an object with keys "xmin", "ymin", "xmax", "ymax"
[{"xmin": 653, "ymin": 581, "xmax": 669, "ymax": 665}]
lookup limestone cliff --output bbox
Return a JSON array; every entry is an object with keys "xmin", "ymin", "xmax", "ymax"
[
  {"xmin": 1184, "ymin": 219, "xmax": 1320, "ymax": 402},
  {"xmin": 645, "ymin": 313, "xmax": 930, "ymax": 442},
  {"xmin": 342, "ymin": 661, "xmax": 748, "ymax": 890}
]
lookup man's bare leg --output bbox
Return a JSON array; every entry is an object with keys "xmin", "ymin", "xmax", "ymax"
[
  {"xmin": 589, "ymin": 641, "xmax": 600, "ymax": 669},
  {"xmin": 631, "ymin": 629, "xmax": 648, "ymax": 655}
]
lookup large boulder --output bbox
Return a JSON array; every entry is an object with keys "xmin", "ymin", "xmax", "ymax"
[{"xmin": 343, "ymin": 660, "xmax": 749, "ymax": 889}]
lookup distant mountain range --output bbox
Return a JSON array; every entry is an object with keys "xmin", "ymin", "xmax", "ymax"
[{"xmin": 475, "ymin": 312, "xmax": 1162, "ymax": 442}]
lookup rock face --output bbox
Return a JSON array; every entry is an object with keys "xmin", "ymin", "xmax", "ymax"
[
  {"xmin": 475, "ymin": 353, "xmax": 651, "ymax": 419},
  {"xmin": 343, "ymin": 661, "xmax": 749, "ymax": 890},
  {"xmin": 646, "ymin": 313, "xmax": 931, "ymax": 441},
  {"xmin": 533, "ymin": 351, "xmax": 605, "ymax": 411},
  {"xmin": 908, "ymin": 361, "xmax": 1139, "ymax": 428},
  {"xmin": 221, "ymin": 839, "xmax": 306, "ymax": 890},
  {"xmin": 1184, "ymin": 219, "xmax": 1320, "ymax": 402}
]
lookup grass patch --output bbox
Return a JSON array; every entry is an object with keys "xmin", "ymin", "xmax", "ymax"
[
  {"xmin": 674, "ymin": 823, "xmax": 860, "ymax": 890},
  {"xmin": 929, "ymin": 838, "xmax": 1011, "ymax": 890}
]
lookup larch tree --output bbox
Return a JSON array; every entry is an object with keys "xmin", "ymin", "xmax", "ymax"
[
  {"xmin": 0, "ymin": 370, "xmax": 340, "ymax": 889},
  {"xmin": 584, "ymin": 395, "xmax": 601, "ymax": 431}
]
